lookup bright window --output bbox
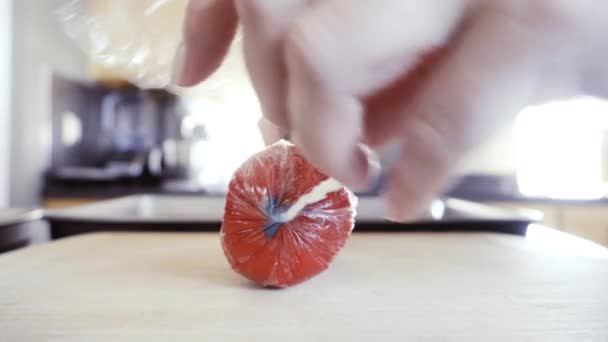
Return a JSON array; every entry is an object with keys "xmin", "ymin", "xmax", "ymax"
[{"xmin": 515, "ymin": 97, "xmax": 608, "ymax": 199}]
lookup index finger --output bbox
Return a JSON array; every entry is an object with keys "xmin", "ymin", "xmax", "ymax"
[{"xmin": 173, "ymin": 0, "xmax": 238, "ymax": 86}]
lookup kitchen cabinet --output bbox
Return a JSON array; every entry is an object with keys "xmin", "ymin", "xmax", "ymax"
[
  {"xmin": 561, "ymin": 206, "xmax": 608, "ymax": 247},
  {"xmin": 43, "ymin": 198, "xmax": 101, "ymax": 210},
  {"xmin": 487, "ymin": 201, "xmax": 608, "ymax": 247}
]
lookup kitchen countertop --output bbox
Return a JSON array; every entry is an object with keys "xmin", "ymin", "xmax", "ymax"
[
  {"xmin": 43, "ymin": 174, "xmax": 608, "ymax": 204},
  {"xmin": 1, "ymin": 227, "xmax": 607, "ymax": 341},
  {"xmin": 42, "ymin": 178, "xmax": 210, "ymax": 199}
]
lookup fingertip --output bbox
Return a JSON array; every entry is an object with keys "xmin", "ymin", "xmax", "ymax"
[
  {"xmin": 384, "ymin": 176, "xmax": 437, "ymax": 222},
  {"xmin": 380, "ymin": 123, "xmax": 449, "ymax": 222},
  {"xmin": 173, "ymin": 0, "xmax": 238, "ymax": 87},
  {"xmin": 258, "ymin": 117, "xmax": 288, "ymax": 146},
  {"xmin": 384, "ymin": 191, "xmax": 418, "ymax": 223},
  {"xmin": 292, "ymin": 132, "xmax": 369, "ymax": 190},
  {"xmin": 347, "ymin": 146, "xmax": 373, "ymax": 190},
  {"xmin": 171, "ymin": 43, "xmax": 188, "ymax": 86},
  {"xmin": 171, "ymin": 40, "xmax": 227, "ymax": 87},
  {"xmin": 383, "ymin": 166, "xmax": 417, "ymax": 222}
]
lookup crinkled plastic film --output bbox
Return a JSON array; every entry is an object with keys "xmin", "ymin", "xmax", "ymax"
[
  {"xmin": 57, "ymin": 0, "xmax": 188, "ymax": 88},
  {"xmin": 57, "ymin": 0, "xmax": 248, "ymax": 95},
  {"xmin": 221, "ymin": 141, "xmax": 357, "ymax": 288}
]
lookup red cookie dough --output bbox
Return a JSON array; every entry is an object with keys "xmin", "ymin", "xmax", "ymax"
[{"xmin": 221, "ymin": 141, "xmax": 357, "ymax": 287}]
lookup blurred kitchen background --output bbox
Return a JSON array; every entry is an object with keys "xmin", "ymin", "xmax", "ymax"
[{"xmin": 1, "ymin": 0, "xmax": 608, "ymax": 249}]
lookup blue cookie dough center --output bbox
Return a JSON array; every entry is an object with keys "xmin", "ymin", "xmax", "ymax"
[{"xmin": 262, "ymin": 197, "xmax": 289, "ymax": 239}]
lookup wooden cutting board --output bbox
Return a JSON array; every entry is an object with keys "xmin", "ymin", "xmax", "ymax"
[{"xmin": 1, "ymin": 228, "xmax": 607, "ymax": 341}]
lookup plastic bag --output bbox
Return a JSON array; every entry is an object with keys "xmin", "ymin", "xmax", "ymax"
[
  {"xmin": 221, "ymin": 141, "xmax": 357, "ymax": 287},
  {"xmin": 57, "ymin": 0, "xmax": 249, "ymax": 94},
  {"xmin": 57, "ymin": 0, "xmax": 187, "ymax": 88}
]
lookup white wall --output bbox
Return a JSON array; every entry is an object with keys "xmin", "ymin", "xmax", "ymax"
[
  {"xmin": 0, "ymin": 0, "xmax": 11, "ymax": 207},
  {"xmin": 10, "ymin": 0, "xmax": 87, "ymax": 206}
]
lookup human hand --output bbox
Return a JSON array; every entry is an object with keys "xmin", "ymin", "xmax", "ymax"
[{"xmin": 173, "ymin": 0, "xmax": 608, "ymax": 220}]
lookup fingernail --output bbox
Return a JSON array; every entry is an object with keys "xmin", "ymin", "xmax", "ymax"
[
  {"xmin": 171, "ymin": 43, "xmax": 187, "ymax": 86},
  {"xmin": 344, "ymin": 149, "xmax": 372, "ymax": 191},
  {"xmin": 385, "ymin": 202, "xmax": 408, "ymax": 222},
  {"xmin": 360, "ymin": 140, "xmax": 402, "ymax": 195},
  {"xmin": 385, "ymin": 195, "xmax": 418, "ymax": 222},
  {"xmin": 364, "ymin": 158, "xmax": 385, "ymax": 196},
  {"xmin": 375, "ymin": 140, "xmax": 403, "ymax": 172},
  {"xmin": 385, "ymin": 197, "xmax": 432, "ymax": 222}
]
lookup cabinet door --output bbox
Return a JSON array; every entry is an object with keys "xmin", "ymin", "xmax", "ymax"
[
  {"xmin": 561, "ymin": 206, "xmax": 608, "ymax": 247},
  {"xmin": 43, "ymin": 198, "xmax": 100, "ymax": 209}
]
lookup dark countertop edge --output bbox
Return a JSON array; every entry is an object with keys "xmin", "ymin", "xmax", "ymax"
[
  {"xmin": 42, "ymin": 188, "xmax": 608, "ymax": 206},
  {"xmin": 446, "ymin": 193, "xmax": 608, "ymax": 206},
  {"xmin": 42, "ymin": 185, "xmax": 210, "ymax": 200},
  {"xmin": 42, "ymin": 173, "xmax": 608, "ymax": 205}
]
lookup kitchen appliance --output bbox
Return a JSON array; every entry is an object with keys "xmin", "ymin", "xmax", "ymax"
[
  {"xmin": 49, "ymin": 74, "xmax": 184, "ymax": 182},
  {"xmin": 45, "ymin": 195, "xmax": 541, "ymax": 239}
]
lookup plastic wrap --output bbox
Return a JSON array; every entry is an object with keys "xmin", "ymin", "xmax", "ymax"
[
  {"xmin": 221, "ymin": 141, "xmax": 357, "ymax": 288},
  {"xmin": 57, "ymin": 0, "xmax": 251, "ymax": 99},
  {"xmin": 57, "ymin": 0, "xmax": 188, "ymax": 88}
]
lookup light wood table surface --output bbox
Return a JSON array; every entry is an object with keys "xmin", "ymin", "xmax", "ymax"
[{"xmin": 1, "ymin": 225, "xmax": 607, "ymax": 341}]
